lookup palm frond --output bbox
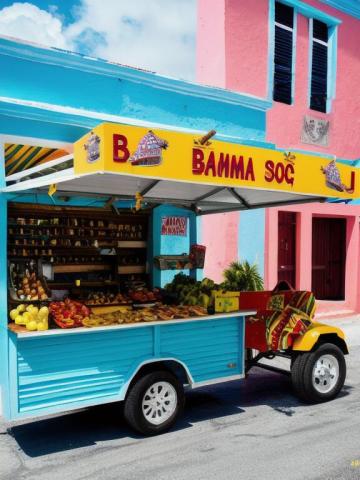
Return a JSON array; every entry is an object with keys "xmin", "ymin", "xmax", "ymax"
[{"xmin": 222, "ymin": 260, "xmax": 264, "ymax": 291}]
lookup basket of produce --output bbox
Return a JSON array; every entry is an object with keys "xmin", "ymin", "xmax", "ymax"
[
  {"xmin": 128, "ymin": 287, "xmax": 162, "ymax": 307},
  {"xmin": 154, "ymin": 254, "xmax": 193, "ymax": 270},
  {"xmin": 49, "ymin": 299, "xmax": 91, "ymax": 328},
  {"xmin": 85, "ymin": 291, "xmax": 132, "ymax": 306},
  {"xmin": 9, "ymin": 261, "xmax": 52, "ymax": 303}
]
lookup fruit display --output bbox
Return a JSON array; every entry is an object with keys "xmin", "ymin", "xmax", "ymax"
[
  {"xmin": 12, "ymin": 270, "xmax": 49, "ymax": 302},
  {"xmin": 49, "ymin": 299, "xmax": 91, "ymax": 329},
  {"xmin": 128, "ymin": 288, "xmax": 162, "ymax": 304},
  {"xmin": 9, "ymin": 304, "xmax": 49, "ymax": 331},
  {"xmin": 86, "ymin": 291, "xmax": 131, "ymax": 306},
  {"xmin": 9, "ymin": 296, "xmax": 209, "ymax": 331},
  {"xmin": 164, "ymin": 273, "xmax": 218, "ymax": 308},
  {"xmin": 82, "ymin": 304, "xmax": 208, "ymax": 328}
]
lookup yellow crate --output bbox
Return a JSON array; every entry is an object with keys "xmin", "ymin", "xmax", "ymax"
[{"xmin": 213, "ymin": 291, "xmax": 240, "ymax": 313}]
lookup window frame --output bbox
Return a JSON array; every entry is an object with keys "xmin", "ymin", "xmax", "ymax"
[
  {"xmin": 308, "ymin": 18, "xmax": 338, "ymax": 113},
  {"xmin": 273, "ymin": 2, "xmax": 297, "ymax": 105}
]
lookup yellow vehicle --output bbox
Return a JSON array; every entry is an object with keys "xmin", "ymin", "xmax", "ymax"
[{"xmin": 242, "ymin": 283, "xmax": 348, "ymax": 403}]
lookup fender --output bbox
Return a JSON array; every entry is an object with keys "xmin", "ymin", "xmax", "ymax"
[{"xmin": 292, "ymin": 322, "xmax": 347, "ymax": 352}]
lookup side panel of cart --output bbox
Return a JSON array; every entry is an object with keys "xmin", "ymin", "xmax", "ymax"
[{"xmin": 6, "ymin": 315, "xmax": 245, "ymax": 420}]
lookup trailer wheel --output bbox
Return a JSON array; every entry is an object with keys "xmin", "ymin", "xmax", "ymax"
[
  {"xmin": 291, "ymin": 343, "xmax": 346, "ymax": 403},
  {"xmin": 124, "ymin": 370, "xmax": 184, "ymax": 435}
]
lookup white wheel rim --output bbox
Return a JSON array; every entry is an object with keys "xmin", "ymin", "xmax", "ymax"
[
  {"xmin": 312, "ymin": 354, "xmax": 339, "ymax": 394},
  {"xmin": 142, "ymin": 381, "xmax": 177, "ymax": 426}
]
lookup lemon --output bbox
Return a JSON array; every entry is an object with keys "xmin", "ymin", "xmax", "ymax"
[
  {"xmin": 10, "ymin": 309, "xmax": 19, "ymax": 321},
  {"xmin": 36, "ymin": 322, "xmax": 48, "ymax": 331},
  {"xmin": 38, "ymin": 307, "xmax": 49, "ymax": 319},
  {"xmin": 26, "ymin": 320, "xmax": 37, "ymax": 331},
  {"xmin": 22, "ymin": 312, "xmax": 32, "ymax": 324},
  {"xmin": 15, "ymin": 315, "xmax": 24, "ymax": 325}
]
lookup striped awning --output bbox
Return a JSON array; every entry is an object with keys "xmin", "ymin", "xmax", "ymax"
[{"xmin": 5, "ymin": 143, "xmax": 69, "ymax": 176}]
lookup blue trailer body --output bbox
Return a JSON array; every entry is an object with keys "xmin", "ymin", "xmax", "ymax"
[{"xmin": 6, "ymin": 314, "xmax": 248, "ymax": 420}]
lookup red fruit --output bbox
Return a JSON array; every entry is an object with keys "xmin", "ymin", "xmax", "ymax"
[{"xmin": 81, "ymin": 306, "xmax": 90, "ymax": 316}]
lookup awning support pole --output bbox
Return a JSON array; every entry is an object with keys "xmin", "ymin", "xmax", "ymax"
[{"xmin": 228, "ymin": 188, "xmax": 251, "ymax": 209}]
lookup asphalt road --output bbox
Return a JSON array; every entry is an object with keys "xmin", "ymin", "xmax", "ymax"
[{"xmin": 0, "ymin": 346, "xmax": 359, "ymax": 480}]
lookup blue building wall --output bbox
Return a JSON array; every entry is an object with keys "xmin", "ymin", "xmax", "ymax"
[{"xmin": 0, "ymin": 37, "xmax": 271, "ymax": 145}]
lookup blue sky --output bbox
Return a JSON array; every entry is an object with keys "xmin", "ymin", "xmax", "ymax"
[{"xmin": 0, "ymin": 0, "xmax": 196, "ymax": 79}]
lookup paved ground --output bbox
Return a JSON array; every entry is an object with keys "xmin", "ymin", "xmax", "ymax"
[{"xmin": 0, "ymin": 316, "xmax": 359, "ymax": 480}]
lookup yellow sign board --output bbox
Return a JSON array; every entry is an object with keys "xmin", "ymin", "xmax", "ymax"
[{"xmin": 74, "ymin": 123, "xmax": 359, "ymax": 199}]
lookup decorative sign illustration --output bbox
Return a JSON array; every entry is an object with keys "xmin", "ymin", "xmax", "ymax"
[
  {"xmin": 161, "ymin": 216, "xmax": 187, "ymax": 236},
  {"xmin": 321, "ymin": 160, "xmax": 355, "ymax": 193},
  {"xmin": 130, "ymin": 130, "xmax": 168, "ymax": 166},
  {"xmin": 84, "ymin": 131, "xmax": 101, "ymax": 163},
  {"xmin": 301, "ymin": 115, "xmax": 330, "ymax": 147},
  {"xmin": 283, "ymin": 151, "xmax": 296, "ymax": 165}
]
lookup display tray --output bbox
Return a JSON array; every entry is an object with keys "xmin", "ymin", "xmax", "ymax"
[{"xmin": 8, "ymin": 310, "xmax": 256, "ymax": 337}]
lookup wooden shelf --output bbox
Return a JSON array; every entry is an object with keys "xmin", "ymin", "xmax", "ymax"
[
  {"xmin": 118, "ymin": 265, "xmax": 146, "ymax": 274},
  {"xmin": 117, "ymin": 241, "xmax": 147, "ymax": 248},
  {"xmin": 9, "ymin": 223, "xmax": 143, "ymax": 234},
  {"xmin": 53, "ymin": 264, "xmax": 113, "ymax": 274},
  {"xmin": 8, "ymin": 204, "xmax": 149, "ymax": 285},
  {"xmin": 49, "ymin": 281, "xmax": 118, "ymax": 288}
]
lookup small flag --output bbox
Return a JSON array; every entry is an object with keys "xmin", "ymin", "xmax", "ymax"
[{"xmin": 48, "ymin": 184, "xmax": 57, "ymax": 197}]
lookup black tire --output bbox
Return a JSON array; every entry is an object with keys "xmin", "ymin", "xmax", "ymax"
[
  {"xmin": 123, "ymin": 370, "xmax": 185, "ymax": 435},
  {"xmin": 291, "ymin": 343, "xmax": 346, "ymax": 403}
]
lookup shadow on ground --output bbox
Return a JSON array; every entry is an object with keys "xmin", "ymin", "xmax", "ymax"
[{"xmin": 8, "ymin": 368, "xmax": 352, "ymax": 458}]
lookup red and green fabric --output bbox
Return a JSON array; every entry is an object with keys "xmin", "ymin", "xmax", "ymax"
[{"xmin": 245, "ymin": 290, "xmax": 316, "ymax": 352}]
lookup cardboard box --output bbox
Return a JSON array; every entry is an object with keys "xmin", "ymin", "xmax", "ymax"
[{"xmin": 213, "ymin": 291, "xmax": 240, "ymax": 313}]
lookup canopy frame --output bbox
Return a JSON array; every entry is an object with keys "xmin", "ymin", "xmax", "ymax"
[{"xmin": 2, "ymin": 152, "xmax": 327, "ymax": 215}]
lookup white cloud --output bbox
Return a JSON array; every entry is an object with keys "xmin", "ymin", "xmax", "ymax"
[
  {"xmin": 0, "ymin": 2, "xmax": 70, "ymax": 49},
  {"xmin": 0, "ymin": 0, "xmax": 196, "ymax": 80}
]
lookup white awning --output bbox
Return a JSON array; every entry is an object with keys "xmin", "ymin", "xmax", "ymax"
[{"xmin": 3, "ymin": 154, "xmax": 325, "ymax": 214}]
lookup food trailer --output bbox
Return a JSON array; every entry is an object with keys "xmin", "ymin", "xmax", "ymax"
[{"xmin": 0, "ymin": 122, "xmax": 358, "ymax": 435}]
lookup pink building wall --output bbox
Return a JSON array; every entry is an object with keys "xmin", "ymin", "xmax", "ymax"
[
  {"xmin": 201, "ymin": 212, "xmax": 239, "ymax": 283},
  {"xmin": 197, "ymin": 0, "xmax": 360, "ymax": 313}
]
